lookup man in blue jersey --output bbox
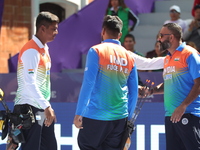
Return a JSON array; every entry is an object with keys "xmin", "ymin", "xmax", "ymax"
[
  {"xmin": 152, "ymin": 23, "xmax": 200, "ymax": 150},
  {"xmin": 73, "ymin": 15, "xmax": 138, "ymax": 150}
]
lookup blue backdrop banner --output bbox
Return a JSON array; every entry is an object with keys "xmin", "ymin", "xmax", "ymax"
[{"xmin": 0, "ymin": 102, "xmax": 166, "ymax": 150}]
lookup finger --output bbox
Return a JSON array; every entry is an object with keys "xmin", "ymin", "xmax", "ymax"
[
  {"xmin": 170, "ymin": 115, "xmax": 176, "ymax": 123},
  {"xmin": 49, "ymin": 118, "xmax": 54, "ymax": 125},
  {"xmin": 44, "ymin": 119, "xmax": 48, "ymax": 126},
  {"xmin": 74, "ymin": 119, "xmax": 83, "ymax": 129},
  {"xmin": 176, "ymin": 116, "xmax": 181, "ymax": 122},
  {"xmin": 171, "ymin": 118, "xmax": 177, "ymax": 123},
  {"xmin": 77, "ymin": 124, "xmax": 83, "ymax": 129},
  {"xmin": 74, "ymin": 123, "xmax": 83, "ymax": 129},
  {"xmin": 44, "ymin": 118, "xmax": 53, "ymax": 127},
  {"xmin": 174, "ymin": 117, "xmax": 179, "ymax": 123},
  {"xmin": 171, "ymin": 115, "xmax": 180, "ymax": 123}
]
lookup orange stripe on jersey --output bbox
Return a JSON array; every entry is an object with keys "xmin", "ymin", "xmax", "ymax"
[
  {"xmin": 164, "ymin": 45, "xmax": 199, "ymax": 69},
  {"xmin": 18, "ymin": 39, "xmax": 50, "ymax": 67},
  {"xmin": 92, "ymin": 42, "xmax": 134, "ymax": 74}
]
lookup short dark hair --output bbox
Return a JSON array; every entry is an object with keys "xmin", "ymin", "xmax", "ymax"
[
  {"xmin": 36, "ymin": 11, "xmax": 59, "ymax": 32},
  {"xmin": 163, "ymin": 23, "xmax": 182, "ymax": 40},
  {"xmin": 124, "ymin": 34, "xmax": 135, "ymax": 42},
  {"xmin": 102, "ymin": 15, "xmax": 123, "ymax": 38}
]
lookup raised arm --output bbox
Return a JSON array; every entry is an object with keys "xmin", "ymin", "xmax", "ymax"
[{"xmin": 130, "ymin": 52, "xmax": 165, "ymax": 70}]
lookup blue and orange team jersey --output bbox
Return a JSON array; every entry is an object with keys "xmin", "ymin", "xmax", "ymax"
[
  {"xmin": 76, "ymin": 39, "xmax": 138, "ymax": 121},
  {"xmin": 163, "ymin": 42, "xmax": 200, "ymax": 117}
]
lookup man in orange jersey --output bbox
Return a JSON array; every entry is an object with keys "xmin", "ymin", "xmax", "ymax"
[
  {"xmin": 74, "ymin": 15, "xmax": 138, "ymax": 150},
  {"xmin": 12, "ymin": 12, "xmax": 59, "ymax": 150},
  {"xmin": 152, "ymin": 23, "xmax": 200, "ymax": 150}
]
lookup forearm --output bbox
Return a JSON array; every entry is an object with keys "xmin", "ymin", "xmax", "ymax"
[
  {"xmin": 132, "ymin": 52, "xmax": 165, "ymax": 70},
  {"xmin": 75, "ymin": 48, "xmax": 99, "ymax": 115},
  {"xmin": 128, "ymin": 66, "xmax": 138, "ymax": 120},
  {"xmin": 180, "ymin": 81, "xmax": 200, "ymax": 108}
]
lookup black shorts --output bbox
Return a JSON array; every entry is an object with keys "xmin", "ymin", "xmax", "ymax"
[
  {"xmin": 78, "ymin": 117, "xmax": 127, "ymax": 150},
  {"xmin": 165, "ymin": 114, "xmax": 200, "ymax": 150}
]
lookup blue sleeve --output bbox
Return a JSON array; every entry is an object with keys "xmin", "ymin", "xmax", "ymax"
[
  {"xmin": 187, "ymin": 53, "xmax": 200, "ymax": 80},
  {"xmin": 75, "ymin": 48, "xmax": 99, "ymax": 115},
  {"xmin": 127, "ymin": 63, "xmax": 138, "ymax": 120}
]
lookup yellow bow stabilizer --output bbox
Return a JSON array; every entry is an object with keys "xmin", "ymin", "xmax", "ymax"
[
  {"xmin": 0, "ymin": 89, "xmax": 5, "ymax": 130},
  {"xmin": 0, "ymin": 88, "xmax": 4, "ymax": 101}
]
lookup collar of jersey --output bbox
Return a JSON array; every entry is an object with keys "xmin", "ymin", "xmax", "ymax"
[
  {"xmin": 102, "ymin": 39, "xmax": 121, "ymax": 45},
  {"xmin": 176, "ymin": 42, "xmax": 186, "ymax": 52},
  {"xmin": 167, "ymin": 42, "xmax": 186, "ymax": 56},
  {"xmin": 32, "ymin": 35, "xmax": 49, "ymax": 51}
]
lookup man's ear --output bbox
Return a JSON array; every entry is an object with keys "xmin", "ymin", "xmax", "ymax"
[
  {"xmin": 41, "ymin": 25, "xmax": 46, "ymax": 33},
  {"xmin": 118, "ymin": 32, "xmax": 122, "ymax": 39},
  {"xmin": 170, "ymin": 34, "xmax": 174, "ymax": 41},
  {"xmin": 101, "ymin": 28, "xmax": 105, "ymax": 36}
]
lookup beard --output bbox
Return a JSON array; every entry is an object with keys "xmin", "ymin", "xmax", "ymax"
[{"xmin": 158, "ymin": 39, "xmax": 171, "ymax": 52}]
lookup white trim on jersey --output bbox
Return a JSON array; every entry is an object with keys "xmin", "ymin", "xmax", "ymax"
[{"xmin": 130, "ymin": 52, "xmax": 164, "ymax": 70}]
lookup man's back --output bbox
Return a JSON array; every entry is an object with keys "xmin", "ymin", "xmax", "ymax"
[
  {"xmin": 76, "ymin": 39, "xmax": 138, "ymax": 121},
  {"xmin": 88, "ymin": 40, "xmax": 136, "ymax": 120},
  {"xmin": 74, "ymin": 15, "xmax": 139, "ymax": 150}
]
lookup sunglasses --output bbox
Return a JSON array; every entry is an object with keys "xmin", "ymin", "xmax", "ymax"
[{"xmin": 158, "ymin": 33, "xmax": 172, "ymax": 38}]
